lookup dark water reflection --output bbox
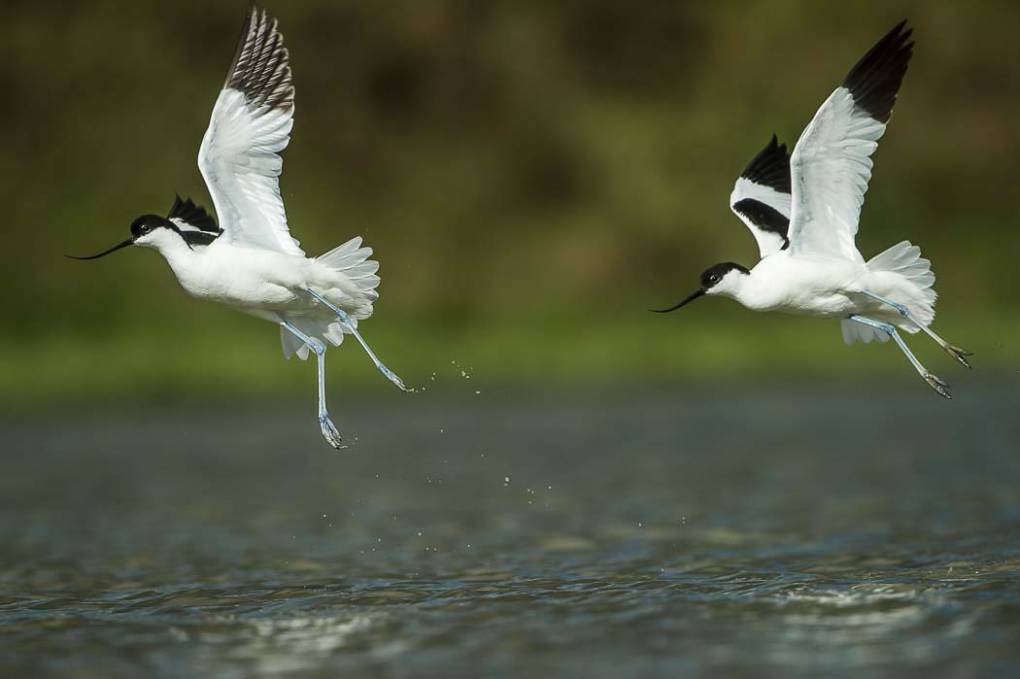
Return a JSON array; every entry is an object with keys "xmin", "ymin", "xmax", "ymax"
[{"xmin": 2, "ymin": 387, "xmax": 1019, "ymax": 676}]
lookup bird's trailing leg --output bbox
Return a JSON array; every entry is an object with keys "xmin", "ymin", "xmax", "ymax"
[
  {"xmin": 859, "ymin": 291, "xmax": 972, "ymax": 368},
  {"xmin": 850, "ymin": 315, "xmax": 951, "ymax": 399},
  {"xmin": 304, "ymin": 288, "xmax": 408, "ymax": 392},
  {"xmin": 280, "ymin": 320, "xmax": 344, "ymax": 449}
]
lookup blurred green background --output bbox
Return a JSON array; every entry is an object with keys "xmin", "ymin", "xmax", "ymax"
[{"xmin": 1, "ymin": 0, "xmax": 1016, "ymax": 406}]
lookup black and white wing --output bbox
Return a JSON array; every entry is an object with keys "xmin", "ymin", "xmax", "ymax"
[
  {"xmin": 167, "ymin": 194, "xmax": 221, "ymax": 247},
  {"xmin": 198, "ymin": 6, "xmax": 303, "ymax": 256},
  {"xmin": 730, "ymin": 134, "xmax": 792, "ymax": 258},
  {"xmin": 787, "ymin": 21, "xmax": 914, "ymax": 262}
]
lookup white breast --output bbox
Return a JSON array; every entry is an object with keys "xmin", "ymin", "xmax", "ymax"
[
  {"xmin": 743, "ymin": 255, "xmax": 863, "ymax": 316},
  {"xmin": 163, "ymin": 242, "xmax": 305, "ymax": 310}
]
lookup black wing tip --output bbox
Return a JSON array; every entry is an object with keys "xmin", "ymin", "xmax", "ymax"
[
  {"xmin": 224, "ymin": 4, "xmax": 294, "ymax": 111},
  {"xmin": 168, "ymin": 195, "xmax": 219, "ymax": 233},
  {"xmin": 739, "ymin": 133, "xmax": 791, "ymax": 194},
  {"xmin": 843, "ymin": 20, "xmax": 915, "ymax": 123}
]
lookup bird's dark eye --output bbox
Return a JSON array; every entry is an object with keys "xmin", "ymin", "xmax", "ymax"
[
  {"xmin": 710, "ymin": 274, "xmax": 719, "ymax": 283},
  {"xmin": 130, "ymin": 217, "xmax": 161, "ymax": 237}
]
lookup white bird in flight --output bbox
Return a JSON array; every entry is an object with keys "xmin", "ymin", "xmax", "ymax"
[
  {"xmin": 654, "ymin": 21, "xmax": 971, "ymax": 398},
  {"xmin": 70, "ymin": 6, "xmax": 407, "ymax": 447}
]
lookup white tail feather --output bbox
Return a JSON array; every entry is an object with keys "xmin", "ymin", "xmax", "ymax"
[
  {"xmin": 842, "ymin": 240, "xmax": 937, "ymax": 345},
  {"xmin": 869, "ymin": 240, "xmax": 937, "ymax": 328},
  {"xmin": 867, "ymin": 240, "xmax": 936, "ymax": 291},
  {"xmin": 317, "ymin": 236, "xmax": 381, "ymax": 300},
  {"xmin": 279, "ymin": 236, "xmax": 383, "ymax": 360}
]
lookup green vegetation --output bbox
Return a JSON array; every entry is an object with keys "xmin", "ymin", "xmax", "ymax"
[
  {"xmin": 3, "ymin": 309, "xmax": 1014, "ymax": 409},
  {"xmin": 2, "ymin": 1, "xmax": 1016, "ymax": 405}
]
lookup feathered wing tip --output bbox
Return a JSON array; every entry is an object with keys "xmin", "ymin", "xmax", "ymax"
[
  {"xmin": 740, "ymin": 134, "xmax": 791, "ymax": 194},
  {"xmin": 225, "ymin": 5, "xmax": 294, "ymax": 111},
  {"xmin": 842, "ymin": 20, "xmax": 914, "ymax": 123}
]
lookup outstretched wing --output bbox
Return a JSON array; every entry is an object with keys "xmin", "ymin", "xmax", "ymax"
[
  {"xmin": 729, "ymin": 134, "xmax": 792, "ymax": 258},
  {"xmin": 197, "ymin": 6, "xmax": 303, "ymax": 256},
  {"xmin": 787, "ymin": 21, "xmax": 914, "ymax": 262}
]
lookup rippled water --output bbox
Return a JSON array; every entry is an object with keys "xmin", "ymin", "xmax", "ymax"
[{"xmin": 2, "ymin": 386, "xmax": 1019, "ymax": 676}]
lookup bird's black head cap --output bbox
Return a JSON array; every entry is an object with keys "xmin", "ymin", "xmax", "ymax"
[
  {"xmin": 130, "ymin": 214, "xmax": 173, "ymax": 238},
  {"xmin": 651, "ymin": 261, "xmax": 749, "ymax": 313},
  {"xmin": 700, "ymin": 262, "xmax": 749, "ymax": 290}
]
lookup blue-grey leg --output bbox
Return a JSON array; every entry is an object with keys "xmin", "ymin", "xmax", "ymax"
[
  {"xmin": 280, "ymin": 320, "xmax": 344, "ymax": 449},
  {"xmin": 859, "ymin": 291, "xmax": 972, "ymax": 368},
  {"xmin": 850, "ymin": 315, "xmax": 951, "ymax": 399},
  {"xmin": 304, "ymin": 289, "xmax": 408, "ymax": 392}
]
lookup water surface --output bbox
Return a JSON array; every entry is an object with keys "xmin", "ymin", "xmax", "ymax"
[{"xmin": 2, "ymin": 387, "xmax": 1019, "ymax": 676}]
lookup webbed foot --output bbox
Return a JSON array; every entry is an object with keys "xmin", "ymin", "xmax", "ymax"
[
  {"xmin": 318, "ymin": 414, "xmax": 344, "ymax": 449},
  {"xmin": 381, "ymin": 365, "xmax": 409, "ymax": 392},
  {"xmin": 923, "ymin": 372, "xmax": 952, "ymax": 400},
  {"xmin": 943, "ymin": 344, "xmax": 973, "ymax": 369}
]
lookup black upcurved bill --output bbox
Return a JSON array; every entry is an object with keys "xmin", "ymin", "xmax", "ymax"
[
  {"xmin": 650, "ymin": 289, "xmax": 705, "ymax": 313},
  {"xmin": 66, "ymin": 238, "xmax": 135, "ymax": 260}
]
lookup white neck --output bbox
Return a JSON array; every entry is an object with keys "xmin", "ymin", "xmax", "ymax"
[
  {"xmin": 728, "ymin": 274, "xmax": 755, "ymax": 307},
  {"xmin": 727, "ymin": 269, "xmax": 778, "ymax": 311},
  {"xmin": 144, "ymin": 231, "xmax": 196, "ymax": 276},
  {"xmin": 710, "ymin": 269, "xmax": 754, "ymax": 307}
]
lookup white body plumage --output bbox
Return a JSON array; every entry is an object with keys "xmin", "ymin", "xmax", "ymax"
[
  {"xmin": 139, "ymin": 227, "xmax": 380, "ymax": 359},
  {"xmin": 721, "ymin": 246, "xmax": 933, "ymax": 324},
  {"xmin": 71, "ymin": 7, "xmax": 406, "ymax": 448},
  {"xmin": 656, "ymin": 22, "xmax": 970, "ymax": 397}
]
